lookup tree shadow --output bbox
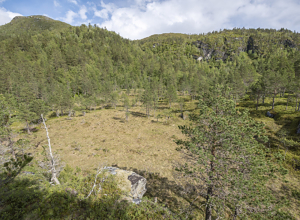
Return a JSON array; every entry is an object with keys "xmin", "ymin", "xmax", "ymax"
[
  {"xmin": 130, "ymin": 111, "xmax": 147, "ymax": 118},
  {"xmin": 21, "ymin": 127, "xmax": 39, "ymax": 134},
  {"xmin": 156, "ymin": 106, "xmax": 170, "ymax": 110},
  {"xmin": 0, "ymin": 172, "xmax": 176, "ymax": 220},
  {"xmin": 112, "ymin": 116, "xmax": 125, "ymax": 123}
]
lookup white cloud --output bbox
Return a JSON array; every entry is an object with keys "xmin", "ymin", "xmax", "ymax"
[
  {"xmin": 93, "ymin": 1, "xmax": 115, "ymax": 20},
  {"xmin": 68, "ymin": 0, "xmax": 78, "ymax": 5},
  {"xmin": 54, "ymin": 0, "xmax": 60, "ymax": 7},
  {"xmin": 0, "ymin": 7, "xmax": 22, "ymax": 25},
  {"xmin": 95, "ymin": 0, "xmax": 300, "ymax": 40},
  {"xmin": 62, "ymin": 10, "xmax": 78, "ymax": 24},
  {"xmin": 0, "ymin": 0, "xmax": 6, "ymax": 4},
  {"xmin": 79, "ymin": 5, "xmax": 87, "ymax": 20}
]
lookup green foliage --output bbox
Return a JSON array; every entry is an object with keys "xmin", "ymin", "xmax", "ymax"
[
  {"xmin": 0, "ymin": 164, "xmax": 177, "ymax": 220},
  {"xmin": 176, "ymin": 85, "xmax": 278, "ymax": 219},
  {"xmin": 0, "ymin": 95, "xmax": 10, "ymax": 137}
]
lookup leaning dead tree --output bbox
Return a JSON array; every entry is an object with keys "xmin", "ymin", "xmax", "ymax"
[
  {"xmin": 85, "ymin": 164, "xmax": 108, "ymax": 199},
  {"xmin": 41, "ymin": 114, "xmax": 60, "ymax": 185}
]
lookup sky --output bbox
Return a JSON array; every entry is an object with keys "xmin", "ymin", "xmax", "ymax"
[{"xmin": 0, "ymin": 0, "xmax": 300, "ymax": 40}]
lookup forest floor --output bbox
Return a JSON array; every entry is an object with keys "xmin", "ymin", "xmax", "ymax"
[{"xmin": 10, "ymin": 94, "xmax": 300, "ymax": 219}]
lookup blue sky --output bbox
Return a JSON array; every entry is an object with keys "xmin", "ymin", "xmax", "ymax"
[{"xmin": 0, "ymin": 0, "xmax": 300, "ymax": 40}]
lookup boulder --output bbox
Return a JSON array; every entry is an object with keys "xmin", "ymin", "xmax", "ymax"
[
  {"xmin": 297, "ymin": 123, "xmax": 300, "ymax": 134},
  {"xmin": 266, "ymin": 111, "xmax": 274, "ymax": 118},
  {"xmin": 104, "ymin": 167, "xmax": 147, "ymax": 204}
]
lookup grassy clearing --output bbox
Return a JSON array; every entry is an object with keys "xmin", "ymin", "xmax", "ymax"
[
  {"xmin": 8, "ymin": 93, "xmax": 300, "ymax": 219},
  {"xmin": 25, "ymin": 105, "xmax": 187, "ymax": 179}
]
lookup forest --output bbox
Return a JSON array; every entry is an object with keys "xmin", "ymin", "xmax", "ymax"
[{"xmin": 1, "ymin": 15, "xmax": 300, "ymax": 219}]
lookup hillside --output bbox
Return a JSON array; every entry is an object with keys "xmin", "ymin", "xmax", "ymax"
[
  {"xmin": 0, "ymin": 15, "xmax": 71, "ymax": 41},
  {"xmin": 1, "ymin": 16, "xmax": 300, "ymax": 219}
]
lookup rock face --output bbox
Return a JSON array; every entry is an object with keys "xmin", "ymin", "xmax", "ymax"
[
  {"xmin": 283, "ymin": 39, "xmax": 296, "ymax": 48},
  {"xmin": 192, "ymin": 36, "xmax": 297, "ymax": 61},
  {"xmin": 266, "ymin": 111, "xmax": 274, "ymax": 118},
  {"xmin": 104, "ymin": 167, "xmax": 147, "ymax": 204}
]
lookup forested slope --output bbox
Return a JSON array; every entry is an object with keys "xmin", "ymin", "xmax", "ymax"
[{"xmin": 1, "ymin": 15, "xmax": 300, "ymax": 219}]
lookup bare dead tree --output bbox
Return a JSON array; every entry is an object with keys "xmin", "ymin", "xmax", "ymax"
[
  {"xmin": 85, "ymin": 164, "xmax": 108, "ymax": 199},
  {"xmin": 41, "ymin": 114, "xmax": 61, "ymax": 185}
]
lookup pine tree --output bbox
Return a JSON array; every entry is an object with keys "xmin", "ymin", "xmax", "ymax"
[
  {"xmin": 176, "ymin": 85, "xmax": 276, "ymax": 219},
  {"xmin": 110, "ymin": 91, "xmax": 119, "ymax": 109},
  {"xmin": 18, "ymin": 103, "xmax": 37, "ymax": 134},
  {"xmin": 166, "ymin": 84, "xmax": 177, "ymax": 108}
]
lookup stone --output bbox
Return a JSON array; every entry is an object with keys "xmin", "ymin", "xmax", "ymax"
[
  {"xmin": 104, "ymin": 167, "xmax": 147, "ymax": 204},
  {"xmin": 266, "ymin": 111, "xmax": 274, "ymax": 118},
  {"xmin": 296, "ymin": 123, "xmax": 300, "ymax": 134}
]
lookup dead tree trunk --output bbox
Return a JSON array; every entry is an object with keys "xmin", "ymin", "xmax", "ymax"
[{"xmin": 41, "ymin": 114, "xmax": 60, "ymax": 185}]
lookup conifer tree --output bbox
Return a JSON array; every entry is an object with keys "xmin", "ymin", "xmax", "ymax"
[
  {"xmin": 176, "ymin": 85, "xmax": 276, "ymax": 219},
  {"xmin": 18, "ymin": 103, "xmax": 37, "ymax": 134},
  {"xmin": 166, "ymin": 84, "xmax": 177, "ymax": 108},
  {"xmin": 141, "ymin": 83, "xmax": 153, "ymax": 118},
  {"xmin": 110, "ymin": 91, "xmax": 119, "ymax": 109}
]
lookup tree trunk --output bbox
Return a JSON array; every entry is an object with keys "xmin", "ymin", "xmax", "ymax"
[
  {"xmin": 286, "ymin": 94, "xmax": 289, "ymax": 110},
  {"xmin": 298, "ymin": 102, "xmax": 300, "ymax": 111},
  {"xmin": 295, "ymin": 98, "xmax": 298, "ymax": 111},
  {"xmin": 262, "ymin": 94, "xmax": 265, "ymax": 104},
  {"xmin": 206, "ymin": 146, "xmax": 215, "ymax": 220},
  {"xmin": 56, "ymin": 110, "xmax": 60, "ymax": 117},
  {"xmin": 256, "ymin": 95, "xmax": 259, "ymax": 111},
  {"xmin": 68, "ymin": 110, "xmax": 72, "ymax": 119},
  {"xmin": 272, "ymin": 96, "xmax": 275, "ymax": 110}
]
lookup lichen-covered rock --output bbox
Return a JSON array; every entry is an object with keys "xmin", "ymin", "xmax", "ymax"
[{"xmin": 104, "ymin": 167, "xmax": 147, "ymax": 204}]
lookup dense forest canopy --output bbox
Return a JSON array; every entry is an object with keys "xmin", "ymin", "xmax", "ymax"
[{"xmin": 0, "ymin": 16, "xmax": 299, "ymax": 122}]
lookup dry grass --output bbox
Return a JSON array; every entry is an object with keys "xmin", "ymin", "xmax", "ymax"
[{"xmin": 22, "ymin": 105, "xmax": 190, "ymax": 181}]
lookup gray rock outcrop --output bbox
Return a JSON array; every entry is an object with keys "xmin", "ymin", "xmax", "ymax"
[
  {"xmin": 104, "ymin": 167, "xmax": 147, "ymax": 204},
  {"xmin": 266, "ymin": 111, "xmax": 274, "ymax": 118}
]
